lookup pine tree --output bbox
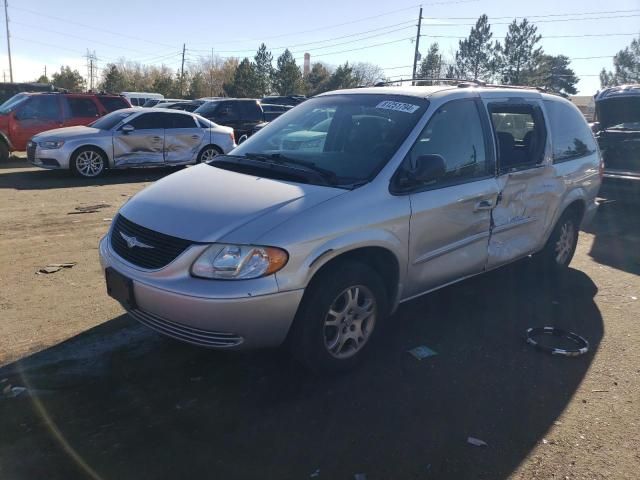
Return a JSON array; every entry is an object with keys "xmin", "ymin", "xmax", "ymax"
[
  {"xmin": 323, "ymin": 63, "xmax": 358, "ymax": 91},
  {"xmin": 454, "ymin": 15, "xmax": 499, "ymax": 81},
  {"xmin": 305, "ymin": 63, "xmax": 331, "ymax": 95},
  {"xmin": 254, "ymin": 43, "xmax": 274, "ymax": 97},
  {"xmin": 500, "ymin": 18, "xmax": 543, "ymax": 85},
  {"xmin": 529, "ymin": 55, "xmax": 578, "ymax": 96},
  {"xmin": 417, "ymin": 43, "xmax": 443, "ymax": 84},
  {"xmin": 51, "ymin": 66, "xmax": 85, "ymax": 92},
  {"xmin": 101, "ymin": 64, "xmax": 126, "ymax": 93},
  {"xmin": 273, "ymin": 49, "xmax": 304, "ymax": 95},
  {"xmin": 599, "ymin": 36, "xmax": 640, "ymax": 87},
  {"xmin": 224, "ymin": 58, "xmax": 260, "ymax": 98}
]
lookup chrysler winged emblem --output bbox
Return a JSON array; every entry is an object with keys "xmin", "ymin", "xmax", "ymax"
[{"xmin": 120, "ymin": 231, "xmax": 154, "ymax": 249}]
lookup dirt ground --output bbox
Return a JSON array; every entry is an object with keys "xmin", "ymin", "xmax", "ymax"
[{"xmin": 0, "ymin": 155, "xmax": 639, "ymax": 480}]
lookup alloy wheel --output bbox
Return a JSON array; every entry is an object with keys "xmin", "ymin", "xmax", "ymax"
[
  {"xmin": 75, "ymin": 150, "xmax": 104, "ymax": 177},
  {"xmin": 323, "ymin": 285, "xmax": 377, "ymax": 359},
  {"xmin": 200, "ymin": 148, "xmax": 219, "ymax": 163},
  {"xmin": 554, "ymin": 220, "xmax": 576, "ymax": 265}
]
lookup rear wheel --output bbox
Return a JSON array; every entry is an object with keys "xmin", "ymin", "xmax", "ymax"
[
  {"xmin": 535, "ymin": 209, "xmax": 580, "ymax": 270},
  {"xmin": 197, "ymin": 145, "xmax": 222, "ymax": 163},
  {"xmin": 289, "ymin": 261, "xmax": 388, "ymax": 372},
  {"xmin": 71, "ymin": 147, "xmax": 106, "ymax": 178}
]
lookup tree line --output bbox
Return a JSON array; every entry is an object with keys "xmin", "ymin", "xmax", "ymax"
[{"xmin": 35, "ymin": 15, "xmax": 640, "ymax": 97}]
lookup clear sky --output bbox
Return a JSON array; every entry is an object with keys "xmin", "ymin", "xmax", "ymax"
[{"xmin": 2, "ymin": 0, "xmax": 639, "ymax": 94}]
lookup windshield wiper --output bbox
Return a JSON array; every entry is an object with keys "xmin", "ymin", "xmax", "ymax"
[{"xmin": 244, "ymin": 152, "xmax": 339, "ymax": 185}]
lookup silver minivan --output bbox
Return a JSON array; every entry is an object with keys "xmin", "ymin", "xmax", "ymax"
[{"xmin": 99, "ymin": 85, "xmax": 601, "ymax": 371}]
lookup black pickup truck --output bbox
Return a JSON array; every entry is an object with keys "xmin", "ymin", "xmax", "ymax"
[{"xmin": 592, "ymin": 85, "xmax": 640, "ymax": 199}]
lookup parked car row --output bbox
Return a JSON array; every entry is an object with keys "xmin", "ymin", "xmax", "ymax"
[{"xmin": 0, "ymin": 92, "xmax": 131, "ymax": 161}]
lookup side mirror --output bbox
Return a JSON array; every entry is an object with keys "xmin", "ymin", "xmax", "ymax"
[
  {"xmin": 237, "ymin": 134, "xmax": 248, "ymax": 145},
  {"xmin": 590, "ymin": 122, "xmax": 601, "ymax": 134},
  {"xmin": 411, "ymin": 154, "xmax": 446, "ymax": 184},
  {"xmin": 121, "ymin": 124, "xmax": 135, "ymax": 133}
]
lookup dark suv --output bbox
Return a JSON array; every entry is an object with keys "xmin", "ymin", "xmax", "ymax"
[
  {"xmin": 592, "ymin": 84, "xmax": 640, "ymax": 198},
  {"xmin": 0, "ymin": 92, "xmax": 131, "ymax": 161},
  {"xmin": 194, "ymin": 99, "xmax": 264, "ymax": 139}
]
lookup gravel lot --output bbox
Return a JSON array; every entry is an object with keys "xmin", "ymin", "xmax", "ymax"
[{"xmin": 1, "ymin": 156, "xmax": 639, "ymax": 479}]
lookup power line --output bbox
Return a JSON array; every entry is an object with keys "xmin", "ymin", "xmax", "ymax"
[
  {"xmin": 425, "ymin": 32, "xmax": 639, "ymax": 39},
  {"xmin": 424, "ymin": 12, "xmax": 640, "ymax": 27},
  {"xmin": 423, "ymin": 7, "xmax": 640, "ymax": 21},
  {"xmin": 309, "ymin": 36, "xmax": 415, "ymax": 58},
  {"xmin": 188, "ymin": 19, "xmax": 417, "ymax": 53},
  {"xmin": 8, "ymin": 4, "xmax": 176, "ymax": 49}
]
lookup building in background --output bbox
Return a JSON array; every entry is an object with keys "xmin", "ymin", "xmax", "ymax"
[{"xmin": 570, "ymin": 95, "xmax": 596, "ymax": 122}]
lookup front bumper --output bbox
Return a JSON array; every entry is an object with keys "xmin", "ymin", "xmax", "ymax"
[
  {"xmin": 601, "ymin": 170, "xmax": 640, "ymax": 199},
  {"xmin": 99, "ymin": 236, "xmax": 304, "ymax": 350},
  {"xmin": 28, "ymin": 142, "xmax": 69, "ymax": 169}
]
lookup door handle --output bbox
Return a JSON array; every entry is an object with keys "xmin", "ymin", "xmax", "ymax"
[
  {"xmin": 152, "ymin": 136, "xmax": 162, "ymax": 141},
  {"xmin": 191, "ymin": 135, "xmax": 200, "ymax": 140},
  {"xmin": 474, "ymin": 199, "xmax": 494, "ymax": 211}
]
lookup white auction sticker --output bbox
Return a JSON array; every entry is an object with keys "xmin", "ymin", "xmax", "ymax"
[{"xmin": 375, "ymin": 100, "xmax": 420, "ymax": 114}]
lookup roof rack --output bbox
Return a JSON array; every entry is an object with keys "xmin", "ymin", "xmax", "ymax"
[{"xmin": 373, "ymin": 78, "xmax": 485, "ymax": 87}]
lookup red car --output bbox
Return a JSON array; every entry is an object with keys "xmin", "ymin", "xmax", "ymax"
[{"xmin": 0, "ymin": 92, "xmax": 131, "ymax": 161}]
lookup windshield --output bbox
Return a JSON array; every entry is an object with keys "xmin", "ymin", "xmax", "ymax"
[
  {"xmin": 90, "ymin": 110, "xmax": 134, "ymax": 129},
  {"xmin": 226, "ymin": 94, "xmax": 429, "ymax": 186},
  {"xmin": 0, "ymin": 93, "xmax": 28, "ymax": 114}
]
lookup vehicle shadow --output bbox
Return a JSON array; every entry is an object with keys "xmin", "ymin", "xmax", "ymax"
[
  {"xmin": 0, "ymin": 163, "xmax": 182, "ymax": 190},
  {"xmin": 0, "ymin": 263, "xmax": 602, "ymax": 480},
  {"xmin": 585, "ymin": 196, "xmax": 640, "ymax": 275}
]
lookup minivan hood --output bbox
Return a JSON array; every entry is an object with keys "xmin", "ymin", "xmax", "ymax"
[
  {"xmin": 33, "ymin": 125, "xmax": 103, "ymax": 140},
  {"xmin": 596, "ymin": 96, "xmax": 640, "ymax": 130},
  {"xmin": 119, "ymin": 163, "xmax": 346, "ymax": 243}
]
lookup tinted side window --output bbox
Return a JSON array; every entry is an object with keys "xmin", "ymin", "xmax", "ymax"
[
  {"xmin": 241, "ymin": 101, "xmax": 262, "ymax": 121},
  {"xmin": 219, "ymin": 102, "xmax": 239, "ymax": 120},
  {"xmin": 544, "ymin": 100, "xmax": 597, "ymax": 162},
  {"xmin": 99, "ymin": 97, "xmax": 130, "ymax": 112},
  {"xmin": 67, "ymin": 97, "xmax": 99, "ymax": 117},
  {"xmin": 18, "ymin": 96, "xmax": 60, "ymax": 120},
  {"xmin": 406, "ymin": 99, "xmax": 489, "ymax": 188},
  {"xmin": 168, "ymin": 113, "xmax": 197, "ymax": 128},
  {"xmin": 127, "ymin": 112, "xmax": 167, "ymax": 130}
]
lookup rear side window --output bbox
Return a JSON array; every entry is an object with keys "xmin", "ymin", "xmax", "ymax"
[
  {"xmin": 168, "ymin": 113, "xmax": 197, "ymax": 128},
  {"xmin": 127, "ymin": 112, "xmax": 166, "ymax": 130},
  {"xmin": 99, "ymin": 97, "xmax": 130, "ymax": 113},
  {"xmin": 66, "ymin": 97, "xmax": 99, "ymax": 117},
  {"xmin": 544, "ymin": 100, "xmax": 597, "ymax": 162},
  {"xmin": 406, "ymin": 99, "xmax": 491, "ymax": 188}
]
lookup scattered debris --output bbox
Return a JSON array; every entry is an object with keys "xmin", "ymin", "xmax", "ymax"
[
  {"xmin": 2, "ymin": 383, "xmax": 27, "ymax": 398},
  {"xmin": 631, "ymin": 296, "xmax": 637, "ymax": 301},
  {"xmin": 467, "ymin": 437, "xmax": 488, "ymax": 447},
  {"xmin": 542, "ymin": 439, "xmax": 549, "ymax": 444},
  {"xmin": 525, "ymin": 327, "xmax": 589, "ymax": 357},
  {"xmin": 408, "ymin": 345, "xmax": 438, "ymax": 360},
  {"xmin": 592, "ymin": 389, "xmax": 609, "ymax": 393},
  {"xmin": 103, "ymin": 218, "xmax": 112, "ymax": 222},
  {"xmin": 354, "ymin": 474, "xmax": 367, "ymax": 480},
  {"xmin": 36, "ymin": 262, "xmax": 76, "ymax": 275},
  {"xmin": 310, "ymin": 469, "xmax": 320, "ymax": 478},
  {"xmin": 68, "ymin": 203, "xmax": 111, "ymax": 214}
]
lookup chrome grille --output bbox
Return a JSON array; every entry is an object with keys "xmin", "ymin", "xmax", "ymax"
[
  {"xmin": 128, "ymin": 308, "xmax": 243, "ymax": 348},
  {"xmin": 110, "ymin": 214, "xmax": 192, "ymax": 270}
]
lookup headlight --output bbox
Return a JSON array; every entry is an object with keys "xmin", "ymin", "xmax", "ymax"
[
  {"xmin": 191, "ymin": 244, "xmax": 288, "ymax": 280},
  {"xmin": 39, "ymin": 140, "xmax": 65, "ymax": 149}
]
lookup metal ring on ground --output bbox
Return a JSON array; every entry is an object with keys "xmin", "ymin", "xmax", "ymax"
[{"xmin": 525, "ymin": 327, "xmax": 589, "ymax": 357}]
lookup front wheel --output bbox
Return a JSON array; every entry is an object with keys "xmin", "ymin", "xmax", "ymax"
[
  {"xmin": 71, "ymin": 148, "xmax": 106, "ymax": 178},
  {"xmin": 535, "ymin": 210, "xmax": 580, "ymax": 270},
  {"xmin": 289, "ymin": 261, "xmax": 388, "ymax": 372}
]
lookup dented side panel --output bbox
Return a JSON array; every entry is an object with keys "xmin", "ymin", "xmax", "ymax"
[{"xmin": 113, "ymin": 129, "xmax": 165, "ymax": 166}]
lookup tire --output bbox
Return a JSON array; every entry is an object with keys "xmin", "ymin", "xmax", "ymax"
[
  {"xmin": 289, "ymin": 261, "xmax": 388, "ymax": 373},
  {"xmin": 70, "ymin": 147, "xmax": 106, "ymax": 178},
  {"xmin": 197, "ymin": 145, "xmax": 222, "ymax": 163},
  {"xmin": 0, "ymin": 141, "xmax": 9, "ymax": 162},
  {"xmin": 535, "ymin": 209, "xmax": 580, "ymax": 270}
]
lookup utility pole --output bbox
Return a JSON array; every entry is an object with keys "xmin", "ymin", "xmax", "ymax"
[
  {"xmin": 85, "ymin": 50, "xmax": 97, "ymax": 91},
  {"xmin": 411, "ymin": 6, "xmax": 423, "ymax": 86},
  {"xmin": 180, "ymin": 43, "xmax": 186, "ymax": 97},
  {"xmin": 4, "ymin": 0, "xmax": 13, "ymax": 82},
  {"xmin": 44, "ymin": 65, "xmax": 47, "ymax": 80}
]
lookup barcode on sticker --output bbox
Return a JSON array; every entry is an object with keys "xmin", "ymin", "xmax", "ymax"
[{"xmin": 376, "ymin": 100, "xmax": 420, "ymax": 113}]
